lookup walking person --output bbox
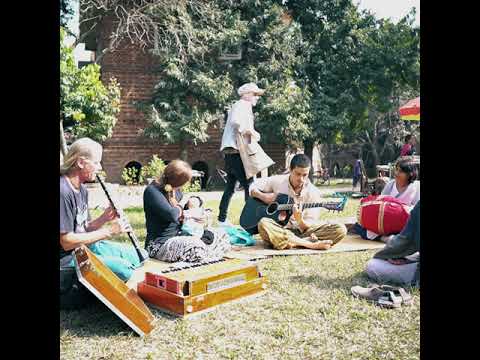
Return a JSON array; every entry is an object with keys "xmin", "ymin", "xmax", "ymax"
[{"xmin": 218, "ymin": 83, "xmax": 266, "ymax": 226}]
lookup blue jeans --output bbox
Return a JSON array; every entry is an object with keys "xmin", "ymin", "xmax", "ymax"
[{"xmin": 366, "ymin": 258, "xmax": 418, "ymax": 286}]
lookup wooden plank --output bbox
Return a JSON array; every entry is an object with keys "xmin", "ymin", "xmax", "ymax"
[
  {"xmin": 137, "ymin": 281, "xmax": 186, "ymax": 315},
  {"xmin": 126, "ymin": 258, "xmax": 172, "ymax": 289},
  {"xmin": 187, "ymin": 277, "xmax": 268, "ymax": 314},
  {"xmin": 138, "ymin": 277, "xmax": 268, "ymax": 317},
  {"xmin": 74, "ymin": 246, "xmax": 155, "ymax": 336}
]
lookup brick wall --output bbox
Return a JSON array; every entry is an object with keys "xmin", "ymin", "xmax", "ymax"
[{"xmin": 95, "ymin": 16, "xmax": 285, "ymax": 183}]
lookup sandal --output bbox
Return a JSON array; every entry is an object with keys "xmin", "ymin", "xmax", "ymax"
[
  {"xmin": 351, "ymin": 285, "xmax": 402, "ymax": 309},
  {"xmin": 378, "ymin": 285, "xmax": 413, "ymax": 306}
]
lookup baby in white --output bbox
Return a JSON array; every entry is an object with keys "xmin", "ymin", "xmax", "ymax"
[{"xmin": 182, "ymin": 196, "xmax": 210, "ymax": 238}]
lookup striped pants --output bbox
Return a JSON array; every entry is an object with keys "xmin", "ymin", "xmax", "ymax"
[{"xmin": 257, "ymin": 218, "xmax": 347, "ymax": 250}]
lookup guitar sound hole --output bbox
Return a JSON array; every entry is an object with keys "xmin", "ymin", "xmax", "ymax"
[{"xmin": 266, "ymin": 203, "xmax": 278, "ymax": 215}]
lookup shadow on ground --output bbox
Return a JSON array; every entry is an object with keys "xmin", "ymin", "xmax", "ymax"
[
  {"xmin": 60, "ymin": 301, "xmax": 177, "ymax": 338},
  {"xmin": 288, "ymin": 271, "xmax": 370, "ymax": 290}
]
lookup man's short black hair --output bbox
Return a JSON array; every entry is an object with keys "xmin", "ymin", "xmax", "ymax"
[
  {"xmin": 405, "ymin": 134, "xmax": 412, "ymax": 143},
  {"xmin": 290, "ymin": 154, "xmax": 311, "ymax": 170}
]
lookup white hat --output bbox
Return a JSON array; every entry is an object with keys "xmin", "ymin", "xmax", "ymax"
[{"xmin": 237, "ymin": 83, "xmax": 265, "ymax": 96}]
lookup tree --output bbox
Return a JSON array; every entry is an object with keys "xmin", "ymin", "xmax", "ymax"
[
  {"xmin": 141, "ymin": 1, "xmax": 313, "ymax": 161},
  {"xmin": 343, "ymin": 10, "xmax": 420, "ymax": 172},
  {"xmin": 60, "ymin": 0, "xmax": 75, "ymax": 28},
  {"xmin": 60, "ymin": 27, "xmax": 121, "ymax": 155},
  {"xmin": 74, "ymin": 0, "xmax": 420, "ymax": 173}
]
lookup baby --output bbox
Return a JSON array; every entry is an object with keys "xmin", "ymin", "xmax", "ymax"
[{"xmin": 182, "ymin": 196, "xmax": 211, "ymax": 238}]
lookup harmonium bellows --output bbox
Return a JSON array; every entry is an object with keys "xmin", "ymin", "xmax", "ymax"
[{"xmin": 137, "ymin": 258, "xmax": 268, "ymax": 316}]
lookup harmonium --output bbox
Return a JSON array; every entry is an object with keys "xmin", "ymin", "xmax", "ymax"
[
  {"xmin": 73, "ymin": 245, "xmax": 155, "ymax": 336},
  {"xmin": 137, "ymin": 258, "xmax": 268, "ymax": 317}
]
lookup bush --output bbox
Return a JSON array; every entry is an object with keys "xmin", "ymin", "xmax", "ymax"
[
  {"xmin": 182, "ymin": 179, "xmax": 201, "ymax": 193},
  {"xmin": 342, "ymin": 164, "xmax": 353, "ymax": 178},
  {"xmin": 122, "ymin": 167, "xmax": 143, "ymax": 185},
  {"xmin": 141, "ymin": 155, "xmax": 166, "ymax": 182}
]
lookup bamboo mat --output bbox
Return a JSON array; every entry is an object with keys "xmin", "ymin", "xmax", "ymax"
[{"xmin": 225, "ymin": 233, "xmax": 384, "ymax": 258}]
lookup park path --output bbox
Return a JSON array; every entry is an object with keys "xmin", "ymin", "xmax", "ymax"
[{"xmin": 87, "ymin": 184, "xmax": 354, "ymax": 210}]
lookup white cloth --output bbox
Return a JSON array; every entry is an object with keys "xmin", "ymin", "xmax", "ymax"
[
  {"xmin": 220, "ymin": 99, "xmax": 259, "ymax": 151},
  {"xmin": 248, "ymin": 174, "xmax": 322, "ymax": 229},
  {"xmin": 381, "ymin": 180, "xmax": 420, "ymax": 207},
  {"xmin": 182, "ymin": 208, "xmax": 206, "ymax": 238}
]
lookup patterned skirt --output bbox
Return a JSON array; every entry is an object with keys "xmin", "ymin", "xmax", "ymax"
[{"xmin": 147, "ymin": 227, "xmax": 231, "ymax": 263}]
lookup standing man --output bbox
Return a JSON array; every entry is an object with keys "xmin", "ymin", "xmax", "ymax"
[
  {"xmin": 251, "ymin": 154, "xmax": 347, "ymax": 250},
  {"xmin": 218, "ymin": 83, "xmax": 265, "ymax": 226}
]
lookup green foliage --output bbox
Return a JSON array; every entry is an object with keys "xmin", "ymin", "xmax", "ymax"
[
  {"xmin": 139, "ymin": 0, "xmax": 419, "ymax": 154},
  {"xmin": 181, "ymin": 179, "xmax": 202, "ymax": 193},
  {"xmin": 140, "ymin": 155, "xmax": 166, "ymax": 181},
  {"xmin": 121, "ymin": 167, "xmax": 143, "ymax": 186},
  {"xmin": 60, "ymin": 0, "xmax": 75, "ymax": 27},
  {"xmin": 60, "ymin": 27, "xmax": 121, "ymax": 143}
]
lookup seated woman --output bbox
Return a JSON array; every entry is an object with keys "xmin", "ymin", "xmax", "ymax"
[
  {"xmin": 353, "ymin": 157, "xmax": 420, "ymax": 241},
  {"xmin": 365, "ymin": 201, "xmax": 420, "ymax": 288},
  {"xmin": 143, "ymin": 160, "xmax": 231, "ymax": 263}
]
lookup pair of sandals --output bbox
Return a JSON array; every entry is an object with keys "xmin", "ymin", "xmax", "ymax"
[{"xmin": 351, "ymin": 284, "xmax": 413, "ymax": 309}]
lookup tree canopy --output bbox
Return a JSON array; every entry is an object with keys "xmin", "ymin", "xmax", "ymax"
[
  {"xmin": 71, "ymin": 0, "xmax": 420, "ymax": 169},
  {"xmin": 60, "ymin": 27, "xmax": 121, "ymax": 155}
]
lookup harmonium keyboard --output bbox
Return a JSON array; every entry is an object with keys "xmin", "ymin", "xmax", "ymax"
[{"xmin": 137, "ymin": 258, "xmax": 268, "ymax": 317}]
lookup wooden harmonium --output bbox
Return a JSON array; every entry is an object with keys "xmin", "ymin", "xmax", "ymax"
[
  {"xmin": 74, "ymin": 245, "xmax": 155, "ymax": 336},
  {"xmin": 137, "ymin": 258, "xmax": 267, "ymax": 316}
]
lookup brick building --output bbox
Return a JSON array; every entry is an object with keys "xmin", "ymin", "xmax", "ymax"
[{"xmin": 81, "ymin": 17, "xmax": 286, "ymax": 185}]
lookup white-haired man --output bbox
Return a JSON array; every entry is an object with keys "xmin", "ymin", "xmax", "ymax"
[
  {"xmin": 60, "ymin": 138, "xmax": 147, "ymax": 308},
  {"xmin": 218, "ymin": 83, "xmax": 265, "ymax": 226}
]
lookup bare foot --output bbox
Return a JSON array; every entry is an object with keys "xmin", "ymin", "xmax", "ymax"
[{"xmin": 310, "ymin": 240, "xmax": 333, "ymax": 250}]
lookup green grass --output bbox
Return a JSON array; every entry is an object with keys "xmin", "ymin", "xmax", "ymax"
[{"xmin": 63, "ymin": 196, "xmax": 419, "ymax": 360}]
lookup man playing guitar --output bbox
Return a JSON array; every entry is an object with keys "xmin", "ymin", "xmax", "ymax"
[{"xmin": 248, "ymin": 154, "xmax": 347, "ymax": 250}]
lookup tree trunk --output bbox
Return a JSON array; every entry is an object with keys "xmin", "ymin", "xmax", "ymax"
[
  {"xmin": 179, "ymin": 137, "xmax": 189, "ymax": 162},
  {"xmin": 60, "ymin": 119, "xmax": 68, "ymax": 156},
  {"xmin": 303, "ymin": 139, "xmax": 314, "ymax": 181},
  {"xmin": 370, "ymin": 145, "xmax": 379, "ymax": 176}
]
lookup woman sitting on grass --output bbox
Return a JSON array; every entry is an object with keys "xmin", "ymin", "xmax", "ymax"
[
  {"xmin": 365, "ymin": 201, "xmax": 420, "ymax": 288},
  {"xmin": 352, "ymin": 157, "xmax": 420, "ymax": 241},
  {"xmin": 143, "ymin": 160, "xmax": 231, "ymax": 263}
]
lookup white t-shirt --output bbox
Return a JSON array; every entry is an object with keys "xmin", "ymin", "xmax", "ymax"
[{"xmin": 366, "ymin": 180, "xmax": 420, "ymax": 239}]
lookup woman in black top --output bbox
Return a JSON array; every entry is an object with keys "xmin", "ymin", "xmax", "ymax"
[{"xmin": 143, "ymin": 160, "xmax": 230, "ymax": 262}]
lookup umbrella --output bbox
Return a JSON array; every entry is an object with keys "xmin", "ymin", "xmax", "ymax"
[{"xmin": 399, "ymin": 96, "xmax": 420, "ymax": 121}]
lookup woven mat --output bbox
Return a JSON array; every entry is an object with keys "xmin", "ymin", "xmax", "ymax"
[{"xmin": 225, "ymin": 233, "xmax": 384, "ymax": 258}]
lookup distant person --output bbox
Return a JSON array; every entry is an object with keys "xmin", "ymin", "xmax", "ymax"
[
  {"xmin": 218, "ymin": 83, "xmax": 265, "ymax": 226},
  {"xmin": 352, "ymin": 153, "xmax": 364, "ymax": 191},
  {"xmin": 400, "ymin": 134, "xmax": 416, "ymax": 157}
]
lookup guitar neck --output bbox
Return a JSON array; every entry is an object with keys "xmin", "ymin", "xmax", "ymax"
[{"xmin": 277, "ymin": 202, "xmax": 339, "ymax": 211}]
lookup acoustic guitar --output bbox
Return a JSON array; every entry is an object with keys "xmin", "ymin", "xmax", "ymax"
[{"xmin": 240, "ymin": 193, "xmax": 347, "ymax": 234}]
